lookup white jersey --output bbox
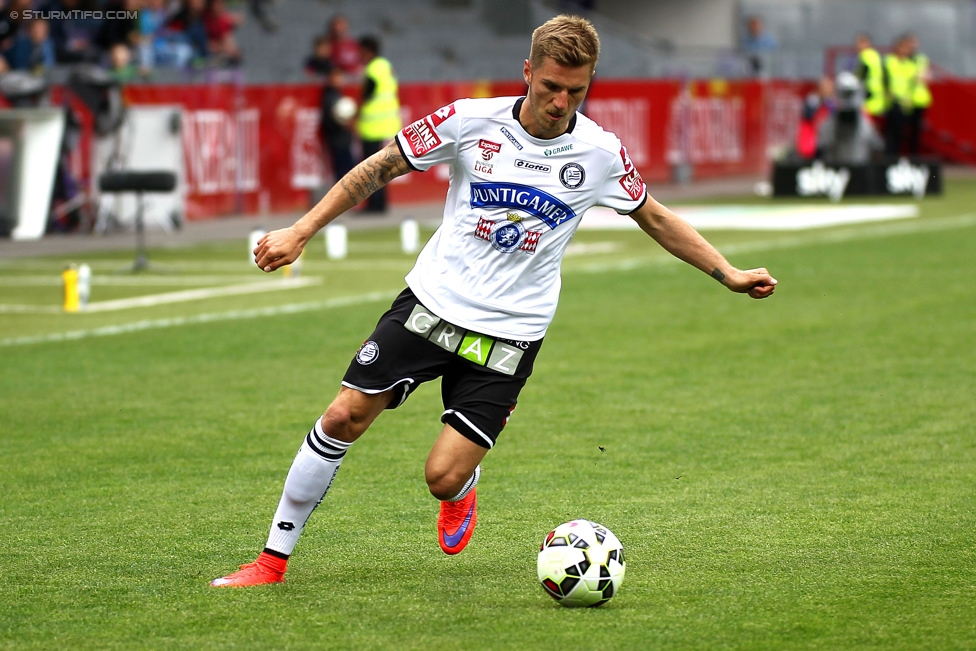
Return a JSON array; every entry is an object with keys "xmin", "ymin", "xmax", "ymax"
[{"xmin": 396, "ymin": 96, "xmax": 647, "ymax": 340}]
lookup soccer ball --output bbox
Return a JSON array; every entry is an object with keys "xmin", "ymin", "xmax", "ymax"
[
  {"xmin": 333, "ymin": 96, "xmax": 357, "ymax": 125},
  {"xmin": 537, "ymin": 519, "xmax": 626, "ymax": 607}
]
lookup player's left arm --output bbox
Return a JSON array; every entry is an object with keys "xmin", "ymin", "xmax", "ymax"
[{"xmin": 629, "ymin": 195, "xmax": 777, "ymax": 299}]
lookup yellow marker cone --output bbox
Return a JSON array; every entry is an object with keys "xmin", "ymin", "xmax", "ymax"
[{"xmin": 62, "ymin": 265, "xmax": 80, "ymax": 313}]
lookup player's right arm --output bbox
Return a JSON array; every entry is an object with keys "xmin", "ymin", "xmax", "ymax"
[{"xmin": 253, "ymin": 141, "xmax": 412, "ymax": 272}]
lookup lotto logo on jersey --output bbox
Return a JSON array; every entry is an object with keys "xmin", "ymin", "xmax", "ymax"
[
  {"xmin": 403, "ymin": 117, "xmax": 442, "ymax": 157},
  {"xmin": 479, "ymin": 139, "xmax": 502, "ymax": 160},
  {"xmin": 618, "ymin": 146, "xmax": 646, "ymax": 201}
]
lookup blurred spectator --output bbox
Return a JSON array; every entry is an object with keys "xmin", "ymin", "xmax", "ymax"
[
  {"xmin": 883, "ymin": 34, "xmax": 914, "ymax": 156},
  {"xmin": 203, "ymin": 0, "xmax": 242, "ymax": 66},
  {"xmin": 248, "ymin": 0, "xmax": 276, "ymax": 33},
  {"xmin": 1, "ymin": 0, "xmax": 31, "ymax": 54},
  {"xmin": 326, "ymin": 15, "xmax": 361, "ymax": 78},
  {"xmin": 139, "ymin": 0, "xmax": 195, "ymax": 70},
  {"xmin": 355, "ymin": 34, "xmax": 401, "ymax": 213},
  {"xmin": 906, "ymin": 33, "xmax": 931, "ymax": 156},
  {"xmin": 319, "ymin": 66, "xmax": 354, "ymax": 183},
  {"xmin": 795, "ymin": 75, "xmax": 835, "ymax": 160},
  {"xmin": 108, "ymin": 42, "xmax": 138, "ymax": 82},
  {"xmin": 41, "ymin": 0, "xmax": 102, "ymax": 63},
  {"xmin": 4, "ymin": 18, "xmax": 56, "ymax": 73},
  {"xmin": 304, "ymin": 35, "xmax": 332, "ymax": 77},
  {"xmin": 741, "ymin": 15, "xmax": 777, "ymax": 77},
  {"xmin": 817, "ymin": 71, "xmax": 883, "ymax": 164},
  {"xmin": 854, "ymin": 32, "xmax": 886, "ymax": 128},
  {"xmin": 96, "ymin": 0, "xmax": 142, "ymax": 55},
  {"xmin": 167, "ymin": 0, "xmax": 209, "ymax": 63}
]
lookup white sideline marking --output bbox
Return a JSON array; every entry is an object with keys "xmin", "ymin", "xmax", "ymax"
[
  {"xmin": 0, "ymin": 275, "xmax": 280, "ymax": 287},
  {"xmin": 572, "ymin": 213, "xmax": 976, "ymax": 274},
  {"xmin": 4, "ymin": 213, "xmax": 974, "ymax": 348},
  {"xmin": 0, "ymin": 278, "xmax": 319, "ymax": 314},
  {"xmin": 0, "ymin": 291, "xmax": 398, "ymax": 347},
  {"xmin": 564, "ymin": 241, "xmax": 623, "ymax": 256},
  {"xmin": 580, "ymin": 204, "xmax": 919, "ymax": 231},
  {"xmin": 0, "ymin": 304, "xmax": 64, "ymax": 314},
  {"xmin": 84, "ymin": 277, "xmax": 319, "ymax": 312}
]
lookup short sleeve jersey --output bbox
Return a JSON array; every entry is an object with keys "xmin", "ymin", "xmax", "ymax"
[{"xmin": 395, "ymin": 96, "xmax": 647, "ymax": 340}]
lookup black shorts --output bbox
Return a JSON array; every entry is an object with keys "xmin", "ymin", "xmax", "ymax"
[{"xmin": 342, "ymin": 288, "xmax": 543, "ymax": 449}]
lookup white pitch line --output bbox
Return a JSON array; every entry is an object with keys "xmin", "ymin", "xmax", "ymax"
[
  {"xmin": 0, "ymin": 275, "xmax": 279, "ymax": 287},
  {"xmin": 0, "ymin": 277, "xmax": 320, "ymax": 314},
  {"xmin": 0, "ymin": 291, "xmax": 399, "ymax": 347},
  {"xmin": 82, "ymin": 277, "xmax": 321, "ymax": 312},
  {"xmin": 0, "ymin": 304, "xmax": 64, "ymax": 314},
  {"xmin": 4, "ymin": 212, "xmax": 974, "ymax": 348},
  {"xmin": 570, "ymin": 212, "xmax": 976, "ymax": 274}
]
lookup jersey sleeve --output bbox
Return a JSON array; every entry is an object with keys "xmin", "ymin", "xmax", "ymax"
[
  {"xmin": 395, "ymin": 102, "xmax": 461, "ymax": 172},
  {"xmin": 597, "ymin": 144, "xmax": 648, "ymax": 214}
]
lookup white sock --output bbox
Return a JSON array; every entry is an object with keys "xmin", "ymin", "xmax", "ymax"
[
  {"xmin": 265, "ymin": 417, "xmax": 352, "ymax": 556},
  {"xmin": 447, "ymin": 465, "xmax": 480, "ymax": 502}
]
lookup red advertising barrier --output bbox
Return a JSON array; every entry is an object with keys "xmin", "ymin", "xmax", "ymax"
[{"xmin": 91, "ymin": 78, "xmax": 966, "ymax": 220}]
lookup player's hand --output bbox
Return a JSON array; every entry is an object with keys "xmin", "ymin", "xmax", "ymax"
[
  {"xmin": 253, "ymin": 227, "xmax": 306, "ymax": 272},
  {"xmin": 725, "ymin": 267, "xmax": 777, "ymax": 299}
]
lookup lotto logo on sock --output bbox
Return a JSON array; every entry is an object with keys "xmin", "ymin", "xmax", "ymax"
[{"xmin": 277, "ymin": 521, "xmax": 295, "ymax": 531}]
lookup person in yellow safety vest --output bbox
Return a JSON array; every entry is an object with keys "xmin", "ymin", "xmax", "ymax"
[
  {"xmin": 854, "ymin": 33, "xmax": 886, "ymax": 125},
  {"xmin": 905, "ymin": 33, "xmax": 932, "ymax": 156},
  {"xmin": 883, "ymin": 34, "xmax": 915, "ymax": 157},
  {"xmin": 355, "ymin": 34, "xmax": 402, "ymax": 213}
]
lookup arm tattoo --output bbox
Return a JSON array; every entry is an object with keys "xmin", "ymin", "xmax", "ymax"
[
  {"xmin": 339, "ymin": 144, "xmax": 411, "ymax": 205},
  {"xmin": 711, "ymin": 268, "xmax": 726, "ymax": 283}
]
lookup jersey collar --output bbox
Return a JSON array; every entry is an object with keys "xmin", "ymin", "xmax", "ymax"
[{"xmin": 512, "ymin": 97, "xmax": 577, "ymax": 138}]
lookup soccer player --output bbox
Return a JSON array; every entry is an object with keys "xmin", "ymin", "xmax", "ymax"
[{"xmin": 212, "ymin": 15, "xmax": 777, "ymax": 587}]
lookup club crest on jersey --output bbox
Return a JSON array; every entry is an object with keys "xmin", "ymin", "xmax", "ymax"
[
  {"xmin": 479, "ymin": 139, "xmax": 502, "ymax": 160},
  {"xmin": 474, "ymin": 217, "xmax": 542, "ymax": 254},
  {"xmin": 559, "ymin": 162, "xmax": 585, "ymax": 189},
  {"xmin": 469, "ymin": 182, "xmax": 577, "ymax": 229}
]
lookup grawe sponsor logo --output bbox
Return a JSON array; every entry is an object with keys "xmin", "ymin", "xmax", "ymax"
[
  {"xmin": 796, "ymin": 161, "xmax": 849, "ymax": 201},
  {"xmin": 544, "ymin": 144, "xmax": 573, "ymax": 156},
  {"xmin": 886, "ymin": 158, "xmax": 929, "ymax": 198}
]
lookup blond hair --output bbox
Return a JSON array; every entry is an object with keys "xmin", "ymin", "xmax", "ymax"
[{"xmin": 529, "ymin": 15, "xmax": 601, "ymax": 73}]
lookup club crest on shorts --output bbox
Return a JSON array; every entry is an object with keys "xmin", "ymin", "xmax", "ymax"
[
  {"xmin": 355, "ymin": 340, "xmax": 380, "ymax": 365},
  {"xmin": 474, "ymin": 216, "xmax": 541, "ymax": 254}
]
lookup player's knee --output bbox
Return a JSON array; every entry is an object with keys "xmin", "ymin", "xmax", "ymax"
[
  {"xmin": 321, "ymin": 402, "xmax": 369, "ymax": 442},
  {"xmin": 425, "ymin": 466, "xmax": 466, "ymax": 501}
]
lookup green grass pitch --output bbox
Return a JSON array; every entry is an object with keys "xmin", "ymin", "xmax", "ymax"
[{"xmin": 2, "ymin": 181, "xmax": 975, "ymax": 649}]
